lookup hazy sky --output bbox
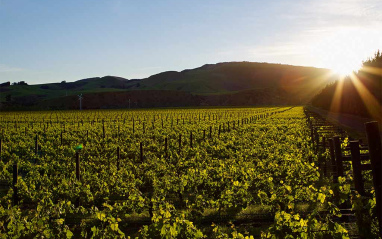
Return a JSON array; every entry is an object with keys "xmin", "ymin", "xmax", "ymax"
[{"xmin": 1, "ymin": 0, "xmax": 381, "ymax": 84}]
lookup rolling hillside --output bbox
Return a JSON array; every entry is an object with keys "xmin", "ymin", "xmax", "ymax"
[
  {"xmin": 141, "ymin": 62, "xmax": 334, "ymax": 97},
  {"xmin": 0, "ymin": 62, "xmax": 338, "ymax": 110}
]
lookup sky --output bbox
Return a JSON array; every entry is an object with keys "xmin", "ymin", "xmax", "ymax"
[{"xmin": 1, "ymin": 0, "xmax": 381, "ymax": 84}]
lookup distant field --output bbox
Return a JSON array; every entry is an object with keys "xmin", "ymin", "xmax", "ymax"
[{"xmin": 0, "ymin": 107, "xmax": 356, "ymax": 238}]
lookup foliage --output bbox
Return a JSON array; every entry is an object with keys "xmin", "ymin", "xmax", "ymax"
[{"xmin": 0, "ymin": 107, "xmax": 352, "ymax": 237}]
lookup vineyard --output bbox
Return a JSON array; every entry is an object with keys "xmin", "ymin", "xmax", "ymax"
[{"xmin": 0, "ymin": 106, "xmax": 380, "ymax": 238}]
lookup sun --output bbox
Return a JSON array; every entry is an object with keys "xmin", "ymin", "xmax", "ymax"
[
  {"xmin": 329, "ymin": 60, "xmax": 362, "ymax": 77},
  {"xmin": 308, "ymin": 28, "xmax": 369, "ymax": 78}
]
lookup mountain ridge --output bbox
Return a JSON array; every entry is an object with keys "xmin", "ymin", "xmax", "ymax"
[{"xmin": 0, "ymin": 61, "xmax": 338, "ymax": 110}]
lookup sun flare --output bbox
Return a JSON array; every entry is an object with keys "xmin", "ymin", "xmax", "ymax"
[
  {"xmin": 310, "ymin": 28, "xmax": 372, "ymax": 77},
  {"xmin": 330, "ymin": 60, "xmax": 361, "ymax": 77}
]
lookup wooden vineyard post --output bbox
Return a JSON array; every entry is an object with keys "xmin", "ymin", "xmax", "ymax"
[
  {"xmin": 178, "ymin": 134, "xmax": 182, "ymax": 155},
  {"xmin": 218, "ymin": 125, "xmax": 221, "ymax": 136},
  {"xmin": 76, "ymin": 152, "xmax": 80, "ymax": 181},
  {"xmin": 328, "ymin": 138, "xmax": 337, "ymax": 183},
  {"xmin": 322, "ymin": 137, "xmax": 327, "ymax": 176},
  {"xmin": 333, "ymin": 136, "xmax": 344, "ymax": 178},
  {"xmin": 140, "ymin": 142, "xmax": 143, "ymax": 163},
  {"xmin": 133, "ymin": 119, "xmax": 135, "ymax": 134},
  {"xmin": 75, "ymin": 151, "xmax": 80, "ymax": 207},
  {"xmin": 164, "ymin": 137, "xmax": 168, "ymax": 157},
  {"xmin": 315, "ymin": 131, "xmax": 319, "ymax": 152},
  {"xmin": 349, "ymin": 141, "xmax": 365, "ymax": 196},
  {"xmin": 102, "ymin": 121, "xmax": 106, "ymax": 139},
  {"xmin": 209, "ymin": 126, "xmax": 212, "ymax": 138},
  {"xmin": 190, "ymin": 132, "xmax": 193, "ymax": 148},
  {"xmin": 13, "ymin": 163, "xmax": 18, "ymax": 205},
  {"xmin": 203, "ymin": 130, "xmax": 205, "ymax": 140},
  {"xmin": 310, "ymin": 127, "xmax": 314, "ymax": 146},
  {"xmin": 143, "ymin": 122, "xmax": 145, "ymax": 134},
  {"xmin": 365, "ymin": 121, "xmax": 382, "ymax": 235},
  {"xmin": 35, "ymin": 135, "xmax": 38, "ymax": 155},
  {"xmin": 322, "ymin": 137, "xmax": 326, "ymax": 151},
  {"xmin": 117, "ymin": 146, "xmax": 120, "ymax": 171}
]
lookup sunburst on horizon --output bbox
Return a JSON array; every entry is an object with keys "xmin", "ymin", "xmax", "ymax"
[
  {"xmin": 329, "ymin": 61, "xmax": 362, "ymax": 78},
  {"xmin": 308, "ymin": 28, "xmax": 375, "ymax": 79},
  {"xmin": 329, "ymin": 67, "xmax": 381, "ymax": 121}
]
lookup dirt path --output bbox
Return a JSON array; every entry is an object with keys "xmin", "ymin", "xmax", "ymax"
[{"xmin": 306, "ymin": 105, "xmax": 382, "ymax": 142}]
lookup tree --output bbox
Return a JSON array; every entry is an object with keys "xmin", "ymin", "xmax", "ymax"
[
  {"xmin": 12, "ymin": 81, "xmax": 28, "ymax": 85},
  {"xmin": 0, "ymin": 82, "xmax": 10, "ymax": 87},
  {"xmin": 363, "ymin": 50, "xmax": 382, "ymax": 67}
]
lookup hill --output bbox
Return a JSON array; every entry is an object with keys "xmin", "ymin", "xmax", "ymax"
[
  {"xmin": 140, "ymin": 62, "xmax": 335, "ymax": 98},
  {"xmin": 0, "ymin": 62, "xmax": 338, "ymax": 110}
]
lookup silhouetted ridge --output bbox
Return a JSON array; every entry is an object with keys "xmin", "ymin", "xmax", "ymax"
[{"xmin": 0, "ymin": 61, "xmax": 337, "ymax": 110}]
